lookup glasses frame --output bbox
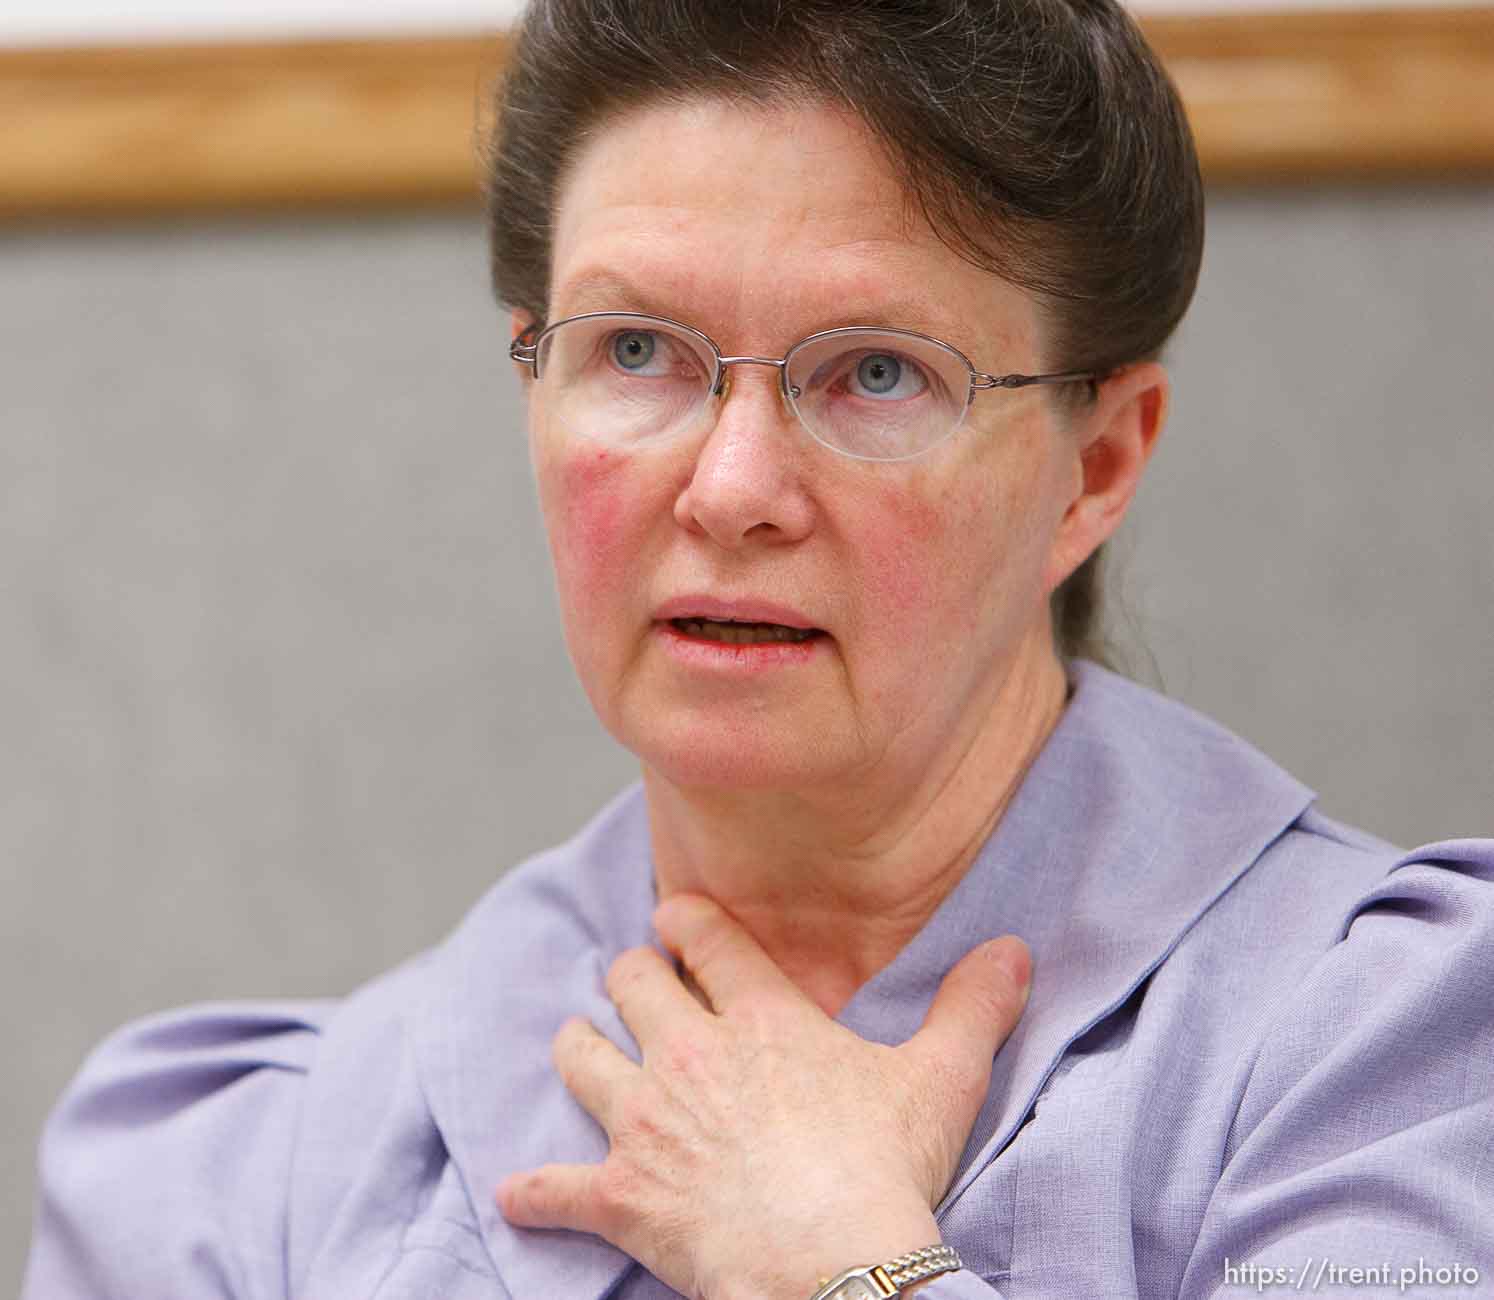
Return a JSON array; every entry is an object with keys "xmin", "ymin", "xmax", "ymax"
[{"xmin": 509, "ymin": 311, "xmax": 1102, "ymax": 462}]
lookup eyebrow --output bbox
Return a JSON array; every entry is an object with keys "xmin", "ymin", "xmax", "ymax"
[
  {"xmin": 552, "ymin": 270, "xmax": 666, "ymax": 318},
  {"xmin": 550, "ymin": 268, "xmax": 979, "ymax": 352}
]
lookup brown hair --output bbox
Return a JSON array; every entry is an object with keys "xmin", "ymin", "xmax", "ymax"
[{"xmin": 485, "ymin": 0, "xmax": 1204, "ymax": 666}]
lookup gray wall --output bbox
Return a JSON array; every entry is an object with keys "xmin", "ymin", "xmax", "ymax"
[{"xmin": 5, "ymin": 189, "xmax": 1492, "ymax": 1287}]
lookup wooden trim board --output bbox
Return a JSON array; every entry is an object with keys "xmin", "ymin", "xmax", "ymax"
[
  {"xmin": 2, "ymin": 10, "xmax": 1492, "ymax": 218},
  {"xmin": 0, "ymin": 35, "xmax": 509, "ymax": 217},
  {"xmin": 1146, "ymin": 7, "xmax": 1494, "ymax": 181}
]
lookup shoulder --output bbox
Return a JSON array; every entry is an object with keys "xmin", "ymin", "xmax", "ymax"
[
  {"xmin": 1227, "ymin": 822, "xmax": 1494, "ymax": 1127},
  {"xmin": 1206, "ymin": 806, "xmax": 1494, "ymax": 987},
  {"xmin": 1162, "ymin": 827, "xmax": 1494, "ymax": 1273},
  {"xmin": 22, "ymin": 784, "xmax": 652, "ymax": 1300},
  {"xmin": 23, "ymin": 948, "xmax": 458, "ymax": 1299},
  {"xmin": 1180, "ymin": 815, "xmax": 1494, "ymax": 1241},
  {"xmin": 1043, "ymin": 672, "xmax": 1494, "ymax": 1270},
  {"xmin": 1069, "ymin": 661, "xmax": 1493, "ymax": 974},
  {"xmin": 23, "ymin": 998, "xmax": 334, "ymax": 1299},
  {"xmin": 1162, "ymin": 786, "xmax": 1494, "ymax": 1099},
  {"xmin": 1076, "ymin": 668, "xmax": 1494, "ymax": 1205}
]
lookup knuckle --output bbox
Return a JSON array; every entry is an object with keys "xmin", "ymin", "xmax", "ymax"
[
  {"xmin": 893, "ymin": 1058, "xmax": 979, "ymax": 1198},
  {"xmin": 656, "ymin": 1030, "xmax": 709, "ymax": 1079},
  {"xmin": 612, "ymin": 1086, "xmax": 665, "ymax": 1141},
  {"xmin": 517, "ymin": 1167, "xmax": 559, "ymax": 1218},
  {"xmin": 922, "ymin": 1049, "xmax": 986, "ymax": 1112},
  {"xmin": 730, "ymin": 996, "xmax": 778, "ymax": 1037},
  {"xmin": 595, "ymin": 1159, "xmax": 644, "ymax": 1223}
]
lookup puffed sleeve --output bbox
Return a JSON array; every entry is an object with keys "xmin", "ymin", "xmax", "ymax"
[
  {"xmin": 1179, "ymin": 839, "xmax": 1494, "ymax": 1296},
  {"xmin": 22, "ymin": 1000, "xmax": 331, "ymax": 1300}
]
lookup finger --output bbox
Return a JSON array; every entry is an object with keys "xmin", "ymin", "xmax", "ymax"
[
  {"xmin": 907, "ymin": 936, "xmax": 1031, "ymax": 1088},
  {"xmin": 652, "ymin": 893, "xmax": 802, "ymax": 1015},
  {"xmin": 605, "ymin": 945, "xmax": 710, "ymax": 1051},
  {"xmin": 553, "ymin": 1015, "xmax": 638, "ymax": 1133},
  {"xmin": 496, "ymin": 1162, "xmax": 605, "ymax": 1235}
]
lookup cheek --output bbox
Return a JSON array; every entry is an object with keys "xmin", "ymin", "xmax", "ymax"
[
  {"xmin": 858, "ymin": 476, "xmax": 1002, "ymax": 637},
  {"xmin": 857, "ymin": 481, "xmax": 940, "ymax": 620},
  {"xmin": 543, "ymin": 444, "xmax": 634, "ymax": 609}
]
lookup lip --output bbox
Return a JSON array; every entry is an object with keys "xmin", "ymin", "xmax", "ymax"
[{"xmin": 653, "ymin": 595, "xmax": 823, "ymax": 633}]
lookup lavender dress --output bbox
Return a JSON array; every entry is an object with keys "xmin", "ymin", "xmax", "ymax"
[{"xmin": 23, "ymin": 663, "xmax": 1494, "ymax": 1298}]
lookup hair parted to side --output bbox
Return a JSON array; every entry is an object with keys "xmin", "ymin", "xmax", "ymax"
[{"xmin": 484, "ymin": 0, "xmax": 1204, "ymax": 668}]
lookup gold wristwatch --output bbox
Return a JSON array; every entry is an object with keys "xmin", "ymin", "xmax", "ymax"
[{"xmin": 809, "ymin": 1245, "xmax": 963, "ymax": 1299}]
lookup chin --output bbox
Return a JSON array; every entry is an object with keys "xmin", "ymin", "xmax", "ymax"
[{"xmin": 621, "ymin": 713, "xmax": 844, "ymax": 793}]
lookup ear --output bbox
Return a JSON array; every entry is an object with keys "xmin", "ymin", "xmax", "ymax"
[{"xmin": 1042, "ymin": 361, "xmax": 1168, "ymax": 594}]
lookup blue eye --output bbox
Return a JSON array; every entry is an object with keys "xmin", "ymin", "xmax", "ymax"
[
  {"xmin": 845, "ymin": 350, "xmax": 928, "ymax": 401},
  {"xmin": 857, "ymin": 354, "xmax": 901, "ymax": 394},
  {"xmin": 612, "ymin": 331, "xmax": 656, "ymax": 370}
]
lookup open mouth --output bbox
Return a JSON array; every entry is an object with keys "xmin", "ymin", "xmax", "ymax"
[{"xmin": 668, "ymin": 618, "xmax": 824, "ymax": 645}]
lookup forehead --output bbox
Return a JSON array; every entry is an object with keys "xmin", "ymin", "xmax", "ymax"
[{"xmin": 548, "ymin": 97, "xmax": 1036, "ymax": 354}]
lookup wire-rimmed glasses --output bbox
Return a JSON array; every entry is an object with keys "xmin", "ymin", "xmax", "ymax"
[{"xmin": 510, "ymin": 312, "xmax": 1099, "ymax": 463}]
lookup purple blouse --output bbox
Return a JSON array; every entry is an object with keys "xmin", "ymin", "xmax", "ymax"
[{"xmin": 23, "ymin": 662, "xmax": 1494, "ymax": 1298}]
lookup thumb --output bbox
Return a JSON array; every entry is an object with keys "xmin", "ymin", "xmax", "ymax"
[{"xmin": 909, "ymin": 936, "xmax": 1031, "ymax": 1081}]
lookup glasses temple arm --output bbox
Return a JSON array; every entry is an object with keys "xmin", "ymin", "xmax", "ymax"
[
  {"xmin": 972, "ymin": 369, "xmax": 1103, "ymax": 390},
  {"xmin": 508, "ymin": 320, "xmax": 545, "ymax": 368}
]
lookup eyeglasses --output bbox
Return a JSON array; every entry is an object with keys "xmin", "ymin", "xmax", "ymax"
[{"xmin": 509, "ymin": 312, "xmax": 1099, "ymax": 463}]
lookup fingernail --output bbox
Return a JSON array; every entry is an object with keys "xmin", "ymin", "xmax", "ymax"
[{"xmin": 997, "ymin": 937, "xmax": 1032, "ymax": 995}]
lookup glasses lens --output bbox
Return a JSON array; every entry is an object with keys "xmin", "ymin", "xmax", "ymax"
[
  {"xmin": 784, "ymin": 329, "xmax": 972, "ymax": 461},
  {"xmin": 535, "ymin": 314, "xmax": 716, "ymax": 445}
]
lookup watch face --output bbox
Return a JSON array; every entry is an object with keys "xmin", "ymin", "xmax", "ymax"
[{"xmin": 827, "ymin": 1279, "xmax": 885, "ymax": 1300}]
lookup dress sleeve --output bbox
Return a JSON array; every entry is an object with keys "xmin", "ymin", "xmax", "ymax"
[
  {"xmin": 22, "ymin": 1000, "xmax": 330, "ymax": 1300},
  {"xmin": 1179, "ymin": 839, "xmax": 1494, "ymax": 1297}
]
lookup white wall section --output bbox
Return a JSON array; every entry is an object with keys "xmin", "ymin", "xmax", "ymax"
[
  {"xmin": 2, "ymin": 0, "xmax": 1488, "ymax": 48},
  {"xmin": 1, "ymin": 0, "xmax": 525, "ymax": 48}
]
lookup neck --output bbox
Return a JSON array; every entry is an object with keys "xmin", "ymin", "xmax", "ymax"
[{"xmin": 645, "ymin": 636, "xmax": 1069, "ymax": 1016}]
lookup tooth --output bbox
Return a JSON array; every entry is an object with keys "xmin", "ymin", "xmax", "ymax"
[{"xmin": 671, "ymin": 617, "xmax": 818, "ymax": 644}]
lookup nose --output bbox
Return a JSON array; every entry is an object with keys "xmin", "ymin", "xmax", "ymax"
[{"xmin": 672, "ymin": 362, "xmax": 817, "ymax": 549}]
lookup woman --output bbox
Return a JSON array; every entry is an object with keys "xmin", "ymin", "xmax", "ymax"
[{"xmin": 23, "ymin": 1, "xmax": 1494, "ymax": 1297}]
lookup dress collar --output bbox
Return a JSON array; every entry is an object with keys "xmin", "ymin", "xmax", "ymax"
[
  {"xmin": 831, "ymin": 661, "xmax": 1314, "ymax": 1207},
  {"xmin": 410, "ymin": 662, "xmax": 1314, "ymax": 1298}
]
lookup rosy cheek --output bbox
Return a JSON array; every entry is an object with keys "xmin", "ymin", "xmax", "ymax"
[
  {"xmin": 842, "ymin": 481, "xmax": 932, "ymax": 627},
  {"xmin": 550, "ymin": 446, "xmax": 633, "ymax": 603},
  {"xmin": 854, "ymin": 479, "xmax": 950, "ymax": 622}
]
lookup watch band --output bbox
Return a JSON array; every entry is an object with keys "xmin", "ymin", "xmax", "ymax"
[{"xmin": 809, "ymin": 1244, "xmax": 963, "ymax": 1299}]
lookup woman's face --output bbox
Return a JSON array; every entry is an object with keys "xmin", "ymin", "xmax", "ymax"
[{"xmin": 526, "ymin": 97, "xmax": 1095, "ymax": 792}]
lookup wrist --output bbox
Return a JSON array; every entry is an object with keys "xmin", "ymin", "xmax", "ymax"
[
  {"xmin": 802, "ymin": 1240, "xmax": 960, "ymax": 1300},
  {"xmin": 715, "ymin": 1203, "xmax": 943, "ymax": 1300},
  {"xmin": 806, "ymin": 1212, "xmax": 941, "ymax": 1293}
]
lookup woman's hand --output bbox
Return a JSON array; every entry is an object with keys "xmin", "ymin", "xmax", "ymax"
[{"xmin": 495, "ymin": 893, "xmax": 1031, "ymax": 1300}]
